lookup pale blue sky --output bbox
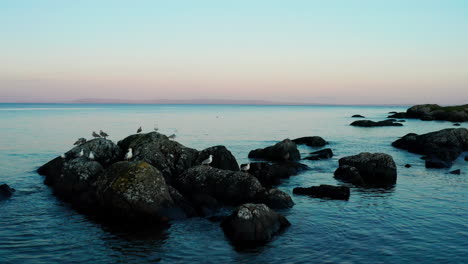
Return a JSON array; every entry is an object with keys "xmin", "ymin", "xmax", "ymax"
[{"xmin": 1, "ymin": 0, "xmax": 467, "ymax": 104}]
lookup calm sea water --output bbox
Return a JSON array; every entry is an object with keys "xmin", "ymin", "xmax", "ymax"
[{"xmin": 0, "ymin": 104, "xmax": 467, "ymax": 264}]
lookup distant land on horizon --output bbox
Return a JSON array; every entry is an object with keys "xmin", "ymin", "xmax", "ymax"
[{"xmin": 0, "ymin": 98, "xmax": 416, "ymax": 106}]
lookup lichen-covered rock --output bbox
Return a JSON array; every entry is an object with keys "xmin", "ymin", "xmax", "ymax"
[
  {"xmin": 0, "ymin": 184, "xmax": 15, "ymax": 200},
  {"xmin": 173, "ymin": 165, "xmax": 263, "ymax": 206},
  {"xmin": 197, "ymin": 145, "xmax": 239, "ymax": 171},
  {"xmin": 255, "ymin": 188, "xmax": 294, "ymax": 209},
  {"xmin": 118, "ymin": 132, "xmax": 199, "ymax": 183},
  {"xmin": 335, "ymin": 153, "xmax": 397, "ymax": 186},
  {"xmin": 248, "ymin": 162, "xmax": 309, "ymax": 187},
  {"xmin": 392, "ymin": 128, "xmax": 468, "ymax": 168},
  {"xmin": 304, "ymin": 148, "xmax": 333, "ymax": 160},
  {"xmin": 350, "ymin": 120, "xmax": 403, "ymax": 127},
  {"xmin": 249, "ymin": 139, "xmax": 301, "ymax": 161},
  {"xmin": 292, "ymin": 136, "xmax": 327, "ymax": 147},
  {"xmin": 94, "ymin": 161, "xmax": 182, "ymax": 221},
  {"xmin": 293, "ymin": 185, "xmax": 350, "ymax": 200},
  {"xmin": 221, "ymin": 203, "xmax": 290, "ymax": 245}
]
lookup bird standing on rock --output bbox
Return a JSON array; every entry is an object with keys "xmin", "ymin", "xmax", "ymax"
[
  {"xmin": 89, "ymin": 151, "xmax": 95, "ymax": 160},
  {"xmin": 240, "ymin": 163, "xmax": 250, "ymax": 172},
  {"xmin": 137, "ymin": 127, "xmax": 142, "ymax": 133},
  {"xmin": 78, "ymin": 149, "xmax": 84, "ymax": 157},
  {"xmin": 92, "ymin": 131, "xmax": 101, "ymax": 138},
  {"xmin": 99, "ymin": 130, "xmax": 109, "ymax": 138},
  {"xmin": 168, "ymin": 134, "xmax": 176, "ymax": 140},
  {"xmin": 73, "ymin": 138, "xmax": 87, "ymax": 146},
  {"xmin": 124, "ymin": 148, "xmax": 133, "ymax": 160},
  {"xmin": 201, "ymin": 155, "xmax": 213, "ymax": 165}
]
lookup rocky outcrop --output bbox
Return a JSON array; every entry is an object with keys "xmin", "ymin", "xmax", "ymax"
[
  {"xmin": 220, "ymin": 203, "xmax": 290, "ymax": 246},
  {"xmin": 94, "ymin": 161, "xmax": 185, "ymax": 221},
  {"xmin": 392, "ymin": 128, "xmax": 468, "ymax": 168},
  {"xmin": 249, "ymin": 139, "xmax": 300, "ymax": 161},
  {"xmin": 197, "ymin": 145, "xmax": 239, "ymax": 171},
  {"xmin": 254, "ymin": 188, "xmax": 294, "ymax": 209},
  {"xmin": 449, "ymin": 169, "xmax": 461, "ymax": 175},
  {"xmin": 292, "ymin": 136, "xmax": 327, "ymax": 147},
  {"xmin": 304, "ymin": 148, "xmax": 333, "ymax": 160},
  {"xmin": 334, "ymin": 153, "xmax": 397, "ymax": 186},
  {"xmin": 387, "ymin": 112, "xmax": 407, "ymax": 118},
  {"xmin": 174, "ymin": 165, "xmax": 263, "ymax": 206},
  {"xmin": 388, "ymin": 104, "xmax": 468, "ymax": 122},
  {"xmin": 118, "ymin": 132, "xmax": 199, "ymax": 183},
  {"xmin": 352, "ymin": 114, "xmax": 365, "ymax": 118},
  {"xmin": 350, "ymin": 120, "xmax": 403, "ymax": 127},
  {"xmin": 293, "ymin": 185, "xmax": 350, "ymax": 200},
  {"xmin": 0, "ymin": 184, "xmax": 15, "ymax": 200},
  {"xmin": 248, "ymin": 162, "xmax": 309, "ymax": 187}
]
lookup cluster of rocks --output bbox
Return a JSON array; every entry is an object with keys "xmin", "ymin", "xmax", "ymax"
[
  {"xmin": 388, "ymin": 104, "xmax": 468, "ymax": 122},
  {"xmin": 350, "ymin": 119, "xmax": 403, "ymax": 127},
  {"xmin": 392, "ymin": 128, "xmax": 468, "ymax": 168}
]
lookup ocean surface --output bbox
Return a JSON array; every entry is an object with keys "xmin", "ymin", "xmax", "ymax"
[{"xmin": 0, "ymin": 104, "xmax": 467, "ymax": 264}]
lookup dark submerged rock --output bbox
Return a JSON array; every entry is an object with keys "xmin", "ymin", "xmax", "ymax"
[
  {"xmin": 335, "ymin": 152, "xmax": 397, "ymax": 186},
  {"xmin": 118, "ymin": 132, "xmax": 199, "ymax": 183},
  {"xmin": 350, "ymin": 120, "xmax": 403, "ymax": 127},
  {"xmin": 352, "ymin": 114, "xmax": 365, "ymax": 118},
  {"xmin": 304, "ymin": 148, "xmax": 333, "ymax": 160},
  {"xmin": 249, "ymin": 139, "xmax": 300, "ymax": 161},
  {"xmin": 0, "ymin": 184, "xmax": 15, "ymax": 200},
  {"xmin": 405, "ymin": 164, "xmax": 412, "ymax": 168},
  {"xmin": 293, "ymin": 185, "xmax": 350, "ymax": 200},
  {"xmin": 221, "ymin": 203, "xmax": 290, "ymax": 246},
  {"xmin": 392, "ymin": 128, "xmax": 468, "ymax": 168},
  {"xmin": 292, "ymin": 136, "xmax": 327, "ymax": 147},
  {"xmin": 449, "ymin": 169, "xmax": 461, "ymax": 175},
  {"xmin": 387, "ymin": 112, "xmax": 407, "ymax": 118},
  {"xmin": 248, "ymin": 161, "xmax": 309, "ymax": 187},
  {"xmin": 453, "ymin": 123, "xmax": 461, "ymax": 126},
  {"xmin": 197, "ymin": 145, "xmax": 239, "ymax": 171},
  {"xmin": 254, "ymin": 188, "xmax": 294, "ymax": 209}
]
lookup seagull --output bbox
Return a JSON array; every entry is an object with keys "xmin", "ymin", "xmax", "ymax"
[
  {"xmin": 124, "ymin": 148, "xmax": 133, "ymax": 160},
  {"xmin": 99, "ymin": 130, "xmax": 109, "ymax": 139},
  {"xmin": 92, "ymin": 131, "xmax": 101, "ymax": 138},
  {"xmin": 78, "ymin": 149, "xmax": 84, "ymax": 157},
  {"xmin": 73, "ymin": 138, "xmax": 87, "ymax": 146},
  {"xmin": 137, "ymin": 126, "xmax": 142, "ymax": 133},
  {"xmin": 240, "ymin": 163, "xmax": 250, "ymax": 172},
  {"xmin": 201, "ymin": 154, "xmax": 213, "ymax": 165},
  {"xmin": 60, "ymin": 153, "xmax": 66, "ymax": 159},
  {"xmin": 168, "ymin": 134, "xmax": 176, "ymax": 140},
  {"xmin": 89, "ymin": 151, "xmax": 95, "ymax": 160}
]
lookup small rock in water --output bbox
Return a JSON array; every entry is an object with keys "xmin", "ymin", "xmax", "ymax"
[
  {"xmin": 293, "ymin": 185, "xmax": 350, "ymax": 200},
  {"xmin": 405, "ymin": 164, "xmax": 412, "ymax": 168},
  {"xmin": 352, "ymin": 114, "xmax": 365, "ymax": 118},
  {"xmin": 465, "ymin": 156, "xmax": 468, "ymax": 161},
  {"xmin": 0, "ymin": 184, "xmax": 15, "ymax": 200},
  {"xmin": 453, "ymin": 123, "xmax": 461, "ymax": 126},
  {"xmin": 449, "ymin": 169, "xmax": 461, "ymax": 175},
  {"xmin": 304, "ymin": 148, "xmax": 333, "ymax": 160},
  {"xmin": 425, "ymin": 158, "xmax": 452, "ymax": 169}
]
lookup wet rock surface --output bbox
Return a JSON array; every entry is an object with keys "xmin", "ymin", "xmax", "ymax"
[{"xmin": 293, "ymin": 185, "xmax": 350, "ymax": 200}]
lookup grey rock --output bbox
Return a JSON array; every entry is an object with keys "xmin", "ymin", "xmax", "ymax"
[
  {"xmin": 255, "ymin": 188, "xmax": 294, "ymax": 209},
  {"xmin": 292, "ymin": 136, "xmax": 327, "ymax": 147},
  {"xmin": 304, "ymin": 148, "xmax": 333, "ymax": 160},
  {"xmin": 0, "ymin": 184, "xmax": 15, "ymax": 200},
  {"xmin": 197, "ymin": 145, "xmax": 239, "ymax": 171},
  {"xmin": 249, "ymin": 139, "xmax": 301, "ymax": 161}
]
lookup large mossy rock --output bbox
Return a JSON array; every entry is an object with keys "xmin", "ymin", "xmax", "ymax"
[
  {"xmin": 334, "ymin": 152, "xmax": 397, "ymax": 186},
  {"xmin": 392, "ymin": 128, "xmax": 468, "ymax": 168},
  {"xmin": 221, "ymin": 203, "xmax": 290, "ymax": 246},
  {"xmin": 248, "ymin": 139, "xmax": 301, "ymax": 161},
  {"xmin": 118, "ymin": 132, "xmax": 199, "ymax": 183},
  {"xmin": 197, "ymin": 145, "xmax": 239, "ymax": 171},
  {"xmin": 94, "ymin": 161, "xmax": 185, "ymax": 221},
  {"xmin": 173, "ymin": 165, "xmax": 263, "ymax": 206}
]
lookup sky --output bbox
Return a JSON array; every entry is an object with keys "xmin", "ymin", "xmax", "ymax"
[{"xmin": 0, "ymin": 0, "xmax": 467, "ymax": 105}]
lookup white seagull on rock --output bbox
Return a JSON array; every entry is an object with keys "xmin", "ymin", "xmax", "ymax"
[
  {"xmin": 201, "ymin": 154, "xmax": 213, "ymax": 165},
  {"xmin": 89, "ymin": 151, "xmax": 95, "ymax": 160},
  {"xmin": 124, "ymin": 148, "xmax": 133, "ymax": 160},
  {"xmin": 78, "ymin": 149, "xmax": 84, "ymax": 157},
  {"xmin": 240, "ymin": 163, "xmax": 250, "ymax": 172}
]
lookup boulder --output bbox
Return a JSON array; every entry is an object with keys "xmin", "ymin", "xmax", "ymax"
[
  {"xmin": 118, "ymin": 132, "xmax": 199, "ymax": 183},
  {"xmin": 254, "ymin": 188, "xmax": 294, "ymax": 209},
  {"xmin": 293, "ymin": 185, "xmax": 350, "ymax": 200},
  {"xmin": 173, "ymin": 165, "xmax": 263, "ymax": 206},
  {"xmin": 406, "ymin": 104, "xmax": 440, "ymax": 118},
  {"xmin": 449, "ymin": 169, "xmax": 461, "ymax": 175},
  {"xmin": 352, "ymin": 114, "xmax": 365, "ymax": 118},
  {"xmin": 0, "ymin": 184, "xmax": 15, "ymax": 200},
  {"xmin": 94, "ymin": 161, "xmax": 184, "ymax": 221},
  {"xmin": 392, "ymin": 128, "xmax": 468, "ymax": 168},
  {"xmin": 197, "ymin": 145, "xmax": 239, "ymax": 171},
  {"xmin": 304, "ymin": 148, "xmax": 333, "ymax": 160},
  {"xmin": 167, "ymin": 186, "xmax": 197, "ymax": 217},
  {"xmin": 292, "ymin": 136, "xmax": 327, "ymax": 147},
  {"xmin": 405, "ymin": 104, "xmax": 468, "ymax": 122},
  {"xmin": 249, "ymin": 139, "xmax": 300, "ymax": 161},
  {"xmin": 220, "ymin": 203, "xmax": 290, "ymax": 245},
  {"xmin": 335, "ymin": 152, "xmax": 397, "ymax": 186},
  {"xmin": 425, "ymin": 158, "xmax": 452, "ymax": 169},
  {"xmin": 248, "ymin": 162, "xmax": 309, "ymax": 187},
  {"xmin": 350, "ymin": 120, "xmax": 403, "ymax": 127},
  {"xmin": 334, "ymin": 165, "xmax": 364, "ymax": 185},
  {"xmin": 387, "ymin": 112, "xmax": 407, "ymax": 118},
  {"xmin": 38, "ymin": 156, "xmax": 65, "ymax": 185},
  {"xmin": 454, "ymin": 123, "xmax": 461, "ymax": 126}
]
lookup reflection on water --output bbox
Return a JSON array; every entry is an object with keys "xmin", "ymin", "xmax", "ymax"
[{"xmin": 0, "ymin": 104, "xmax": 467, "ymax": 264}]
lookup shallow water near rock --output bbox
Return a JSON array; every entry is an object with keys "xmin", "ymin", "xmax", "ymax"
[{"xmin": 0, "ymin": 103, "xmax": 467, "ymax": 264}]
